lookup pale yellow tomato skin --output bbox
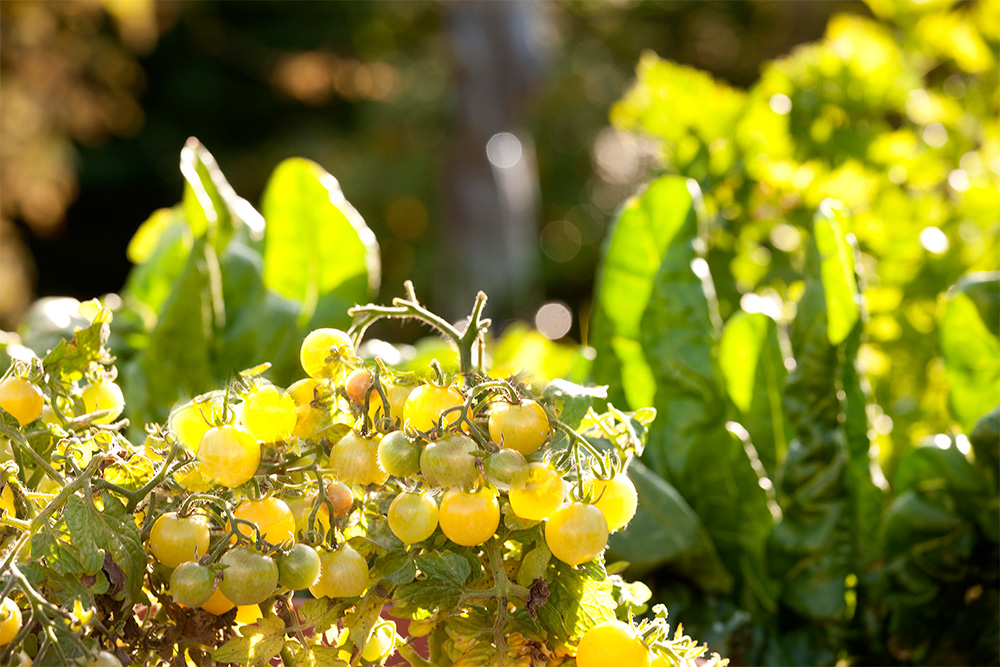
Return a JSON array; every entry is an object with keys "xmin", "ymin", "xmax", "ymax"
[
  {"xmin": 300, "ymin": 328, "xmax": 354, "ymax": 381},
  {"xmin": 576, "ymin": 621, "xmax": 650, "ymax": 667},
  {"xmin": 0, "ymin": 597, "xmax": 22, "ymax": 646},
  {"xmin": 81, "ymin": 381, "xmax": 125, "ymax": 424},
  {"xmin": 488, "ymin": 399, "xmax": 550, "ymax": 455},
  {"xmin": 0, "ymin": 378, "xmax": 44, "ymax": 426},
  {"xmin": 242, "ymin": 386, "xmax": 297, "ymax": 443},
  {"xmin": 197, "ymin": 425, "xmax": 261, "ymax": 488},
  {"xmin": 590, "ymin": 474, "xmax": 639, "ymax": 531},
  {"xmin": 438, "ymin": 488, "xmax": 500, "ymax": 547}
]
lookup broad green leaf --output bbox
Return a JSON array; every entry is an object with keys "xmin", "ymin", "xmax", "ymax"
[
  {"xmin": 719, "ymin": 309, "xmax": 791, "ymax": 476},
  {"xmin": 591, "ymin": 175, "xmax": 702, "ymax": 410},
  {"xmin": 770, "ymin": 213, "xmax": 883, "ymax": 622},
  {"xmin": 814, "ymin": 200, "xmax": 859, "ymax": 345},
  {"xmin": 541, "ymin": 378, "xmax": 608, "ymax": 432},
  {"xmin": 970, "ymin": 405, "xmax": 999, "ymax": 486},
  {"xmin": 940, "ymin": 273, "xmax": 1000, "ymax": 434},
  {"xmin": 122, "ymin": 207, "xmax": 192, "ymax": 316},
  {"xmin": 180, "ymin": 137, "xmax": 263, "ymax": 252},
  {"xmin": 215, "ymin": 241, "xmax": 302, "ymax": 386},
  {"xmin": 261, "ymin": 158, "xmax": 380, "ymax": 325},
  {"xmin": 122, "ymin": 237, "xmax": 220, "ymax": 433},
  {"xmin": 607, "ymin": 460, "xmax": 733, "ymax": 592}
]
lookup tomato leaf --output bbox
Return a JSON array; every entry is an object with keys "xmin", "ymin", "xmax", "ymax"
[
  {"xmin": 103, "ymin": 454, "xmax": 155, "ymax": 492},
  {"xmin": 213, "ymin": 615, "xmax": 286, "ymax": 667},
  {"xmin": 41, "ymin": 309, "xmax": 112, "ymax": 384},
  {"xmin": 64, "ymin": 493, "xmax": 146, "ymax": 604},
  {"xmin": 395, "ymin": 551, "xmax": 472, "ymax": 613},
  {"xmin": 535, "ymin": 560, "xmax": 616, "ymax": 644},
  {"xmin": 287, "ymin": 639, "xmax": 348, "ymax": 667},
  {"xmin": 297, "ymin": 598, "xmax": 344, "ymax": 636}
]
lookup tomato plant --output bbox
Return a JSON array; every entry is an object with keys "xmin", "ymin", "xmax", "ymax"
[{"xmin": 0, "ymin": 148, "xmax": 723, "ymax": 667}]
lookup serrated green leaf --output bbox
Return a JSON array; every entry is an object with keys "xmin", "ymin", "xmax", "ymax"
[
  {"xmin": 103, "ymin": 455, "xmax": 155, "ymax": 492},
  {"xmin": 214, "ymin": 615, "xmax": 286, "ymax": 666},
  {"xmin": 536, "ymin": 560, "xmax": 616, "ymax": 644},
  {"xmin": 41, "ymin": 314, "xmax": 111, "ymax": 384},
  {"xmin": 396, "ymin": 551, "xmax": 472, "ymax": 613},
  {"xmin": 64, "ymin": 493, "xmax": 145, "ymax": 604},
  {"xmin": 542, "ymin": 379, "xmax": 608, "ymax": 432},
  {"xmin": 289, "ymin": 640, "xmax": 348, "ymax": 667},
  {"xmin": 297, "ymin": 598, "xmax": 343, "ymax": 635},
  {"xmin": 260, "ymin": 158, "xmax": 379, "ymax": 326}
]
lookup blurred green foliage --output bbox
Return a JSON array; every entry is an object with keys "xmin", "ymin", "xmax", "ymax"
[
  {"xmin": 611, "ymin": 0, "xmax": 1000, "ymax": 472},
  {"xmin": 592, "ymin": 1, "xmax": 999, "ymax": 663}
]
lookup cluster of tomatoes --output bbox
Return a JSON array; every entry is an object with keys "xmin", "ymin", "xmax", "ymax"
[
  {"xmin": 135, "ymin": 325, "xmax": 647, "ymax": 664},
  {"xmin": 0, "ymin": 315, "xmax": 708, "ymax": 667}
]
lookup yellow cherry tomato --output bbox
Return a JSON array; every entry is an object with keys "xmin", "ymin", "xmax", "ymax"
[{"xmin": 0, "ymin": 377, "xmax": 44, "ymax": 426}]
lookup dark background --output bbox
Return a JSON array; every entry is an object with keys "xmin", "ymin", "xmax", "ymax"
[{"xmin": 4, "ymin": 0, "xmax": 863, "ymax": 334}]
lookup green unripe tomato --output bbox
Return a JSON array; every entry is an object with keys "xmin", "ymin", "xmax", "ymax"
[
  {"xmin": 377, "ymin": 431, "xmax": 421, "ymax": 477},
  {"xmin": 278, "ymin": 543, "xmax": 322, "ymax": 590},
  {"xmin": 219, "ymin": 548, "xmax": 279, "ymax": 606},
  {"xmin": 169, "ymin": 561, "xmax": 215, "ymax": 607}
]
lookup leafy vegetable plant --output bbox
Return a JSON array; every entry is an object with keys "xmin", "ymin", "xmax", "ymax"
[{"xmin": 590, "ymin": 1, "xmax": 999, "ymax": 662}]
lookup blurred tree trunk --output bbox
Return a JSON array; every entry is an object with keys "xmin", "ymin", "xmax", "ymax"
[{"xmin": 438, "ymin": 0, "xmax": 547, "ymax": 321}]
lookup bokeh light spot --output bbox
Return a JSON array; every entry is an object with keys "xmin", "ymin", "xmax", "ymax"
[
  {"xmin": 919, "ymin": 226, "xmax": 949, "ymax": 255},
  {"xmin": 486, "ymin": 132, "xmax": 523, "ymax": 169},
  {"xmin": 535, "ymin": 301, "xmax": 573, "ymax": 340},
  {"xmin": 768, "ymin": 93, "xmax": 792, "ymax": 115}
]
